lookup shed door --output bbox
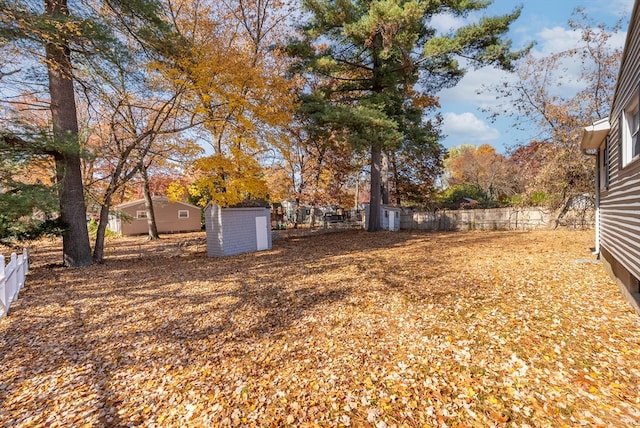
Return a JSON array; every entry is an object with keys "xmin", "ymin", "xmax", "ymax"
[
  {"xmin": 388, "ymin": 210, "xmax": 395, "ymax": 230},
  {"xmin": 256, "ymin": 216, "xmax": 268, "ymax": 251}
]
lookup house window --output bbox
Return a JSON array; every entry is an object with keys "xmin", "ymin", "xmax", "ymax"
[
  {"xmin": 178, "ymin": 210, "xmax": 189, "ymax": 219},
  {"xmin": 599, "ymin": 136, "xmax": 610, "ymax": 190},
  {"xmin": 621, "ymin": 90, "xmax": 640, "ymax": 167},
  {"xmin": 136, "ymin": 210, "xmax": 148, "ymax": 219}
]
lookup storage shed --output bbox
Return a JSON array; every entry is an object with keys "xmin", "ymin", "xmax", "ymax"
[
  {"xmin": 205, "ymin": 204, "xmax": 272, "ymax": 257},
  {"xmin": 109, "ymin": 197, "xmax": 202, "ymax": 236},
  {"xmin": 382, "ymin": 205, "xmax": 401, "ymax": 231},
  {"xmin": 364, "ymin": 204, "xmax": 401, "ymax": 231}
]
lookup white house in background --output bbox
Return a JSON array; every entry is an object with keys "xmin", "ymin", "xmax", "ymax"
[
  {"xmin": 581, "ymin": 0, "xmax": 640, "ymax": 313},
  {"xmin": 109, "ymin": 197, "xmax": 202, "ymax": 236}
]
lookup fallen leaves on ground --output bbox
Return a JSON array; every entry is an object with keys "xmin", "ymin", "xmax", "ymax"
[{"xmin": 1, "ymin": 229, "xmax": 640, "ymax": 427}]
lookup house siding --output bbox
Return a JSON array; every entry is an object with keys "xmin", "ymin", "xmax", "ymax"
[
  {"xmin": 597, "ymin": 1, "xmax": 640, "ymax": 310},
  {"xmin": 113, "ymin": 198, "xmax": 202, "ymax": 235},
  {"xmin": 205, "ymin": 205, "xmax": 272, "ymax": 257}
]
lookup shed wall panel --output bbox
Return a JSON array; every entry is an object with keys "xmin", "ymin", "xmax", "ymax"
[
  {"xmin": 205, "ymin": 205, "xmax": 272, "ymax": 257},
  {"xmin": 205, "ymin": 204, "xmax": 224, "ymax": 257}
]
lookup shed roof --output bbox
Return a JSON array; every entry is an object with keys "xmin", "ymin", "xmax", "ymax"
[{"xmin": 381, "ymin": 204, "xmax": 401, "ymax": 210}]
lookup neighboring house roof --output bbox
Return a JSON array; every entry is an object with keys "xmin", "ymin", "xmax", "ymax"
[
  {"xmin": 581, "ymin": 117, "xmax": 611, "ymax": 152},
  {"xmin": 115, "ymin": 196, "xmax": 200, "ymax": 210}
]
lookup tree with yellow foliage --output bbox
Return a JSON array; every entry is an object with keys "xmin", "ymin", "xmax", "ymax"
[
  {"xmin": 159, "ymin": 0, "xmax": 299, "ymax": 207},
  {"xmin": 184, "ymin": 146, "xmax": 270, "ymax": 207}
]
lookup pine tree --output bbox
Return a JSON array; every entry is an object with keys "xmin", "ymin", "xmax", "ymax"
[
  {"xmin": 289, "ymin": 0, "xmax": 527, "ymax": 230},
  {"xmin": 0, "ymin": 0, "xmax": 182, "ymax": 265}
]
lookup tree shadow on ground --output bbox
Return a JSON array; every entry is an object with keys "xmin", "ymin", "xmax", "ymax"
[{"xmin": 0, "ymin": 229, "xmax": 547, "ymax": 424}]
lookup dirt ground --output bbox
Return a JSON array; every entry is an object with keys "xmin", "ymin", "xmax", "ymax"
[{"xmin": 1, "ymin": 229, "xmax": 639, "ymax": 427}]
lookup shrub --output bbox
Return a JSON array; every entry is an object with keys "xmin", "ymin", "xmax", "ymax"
[{"xmin": 87, "ymin": 219, "xmax": 119, "ymax": 239}]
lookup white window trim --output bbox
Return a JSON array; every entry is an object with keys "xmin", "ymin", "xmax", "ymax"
[
  {"xmin": 178, "ymin": 210, "xmax": 189, "ymax": 219},
  {"xmin": 621, "ymin": 90, "xmax": 640, "ymax": 167},
  {"xmin": 136, "ymin": 210, "xmax": 148, "ymax": 219},
  {"xmin": 599, "ymin": 137, "xmax": 610, "ymax": 190}
]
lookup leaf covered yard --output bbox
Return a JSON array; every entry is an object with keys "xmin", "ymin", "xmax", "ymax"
[{"xmin": 1, "ymin": 230, "xmax": 639, "ymax": 427}]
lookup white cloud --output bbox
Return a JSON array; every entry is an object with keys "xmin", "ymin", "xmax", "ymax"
[
  {"xmin": 533, "ymin": 18, "xmax": 629, "ymax": 56},
  {"xmin": 609, "ymin": 0, "xmax": 635, "ymax": 16},
  {"xmin": 609, "ymin": 30, "xmax": 628, "ymax": 50},
  {"xmin": 441, "ymin": 112, "xmax": 500, "ymax": 145},
  {"xmin": 430, "ymin": 13, "xmax": 466, "ymax": 34},
  {"xmin": 529, "ymin": 23, "xmax": 629, "ymax": 98},
  {"xmin": 533, "ymin": 26, "xmax": 582, "ymax": 56},
  {"xmin": 442, "ymin": 22, "xmax": 628, "ymax": 109},
  {"xmin": 437, "ymin": 67, "xmax": 516, "ymax": 110}
]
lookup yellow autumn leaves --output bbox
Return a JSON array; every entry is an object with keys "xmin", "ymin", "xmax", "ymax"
[
  {"xmin": 2, "ymin": 229, "xmax": 640, "ymax": 426},
  {"xmin": 184, "ymin": 147, "xmax": 270, "ymax": 207}
]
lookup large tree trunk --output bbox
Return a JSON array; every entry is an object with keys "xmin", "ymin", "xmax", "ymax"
[
  {"xmin": 141, "ymin": 164, "xmax": 160, "ymax": 240},
  {"xmin": 310, "ymin": 203, "xmax": 317, "ymax": 228},
  {"xmin": 550, "ymin": 195, "xmax": 575, "ymax": 230},
  {"xmin": 93, "ymin": 152, "xmax": 135, "ymax": 262},
  {"xmin": 46, "ymin": 0, "xmax": 92, "ymax": 267},
  {"xmin": 368, "ymin": 32, "xmax": 384, "ymax": 232},
  {"xmin": 93, "ymin": 197, "xmax": 112, "ymax": 263},
  {"xmin": 293, "ymin": 198, "xmax": 300, "ymax": 229},
  {"xmin": 368, "ymin": 144, "xmax": 382, "ymax": 232},
  {"xmin": 381, "ymin": 151, "xmax": 389, "ymax": 205}
]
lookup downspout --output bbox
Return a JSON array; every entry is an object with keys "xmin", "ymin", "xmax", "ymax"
[
  {"xmin": 594, "ymin": 160, "xmax": 600, "ymax": 256},
  {"xmin": 584, "ymin": 149, "xmax": 600, "ymax": 256},
  {"xmin": 580, "ymin": 117, "xmax": 610, "ymax": 257}
]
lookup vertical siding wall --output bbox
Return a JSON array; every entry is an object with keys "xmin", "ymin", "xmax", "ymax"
[
  {"xmin": 205, "ymin": 205, "xmax": 272, "ymax": 257},
  {"xmin": 601, "ymin": 9, "xmax": 640, "ymax": 290},
  {"xmin": 206, "ymin": 204, "xmax": 224, "ymax": 257},
  {"xmin": 116, "ymin": 199, "xmax": 201, "ymax": 235},
  {"xmin": 221, "ymin": 208, "xmax": 272, "ymax": 256}
]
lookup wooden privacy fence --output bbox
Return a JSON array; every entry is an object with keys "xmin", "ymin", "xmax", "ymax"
[
  {"xmin": 400, "ymin": 207, "xmax": 595, "ymax": 231},
  {"xmin": 1, "ymin": 249, "xmax": 29, "ymax": 319}
]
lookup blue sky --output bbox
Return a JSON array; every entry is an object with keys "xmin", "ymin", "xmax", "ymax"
[{"xmin": 435, "ymin": 0, "xmax": 635, "ymax": 154}]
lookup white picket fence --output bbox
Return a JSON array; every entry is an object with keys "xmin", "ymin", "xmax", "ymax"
[{"xmin": 0, "ymin": 248, "xmax": 29, "ymax": 319}]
